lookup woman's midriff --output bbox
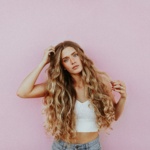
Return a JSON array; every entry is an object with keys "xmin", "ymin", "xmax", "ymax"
[{"xmin": 66, "ymin": 132, "xmax": 99, "ymax": 144}]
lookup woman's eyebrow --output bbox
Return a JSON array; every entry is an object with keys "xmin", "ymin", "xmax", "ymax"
[{"xmin": 62, "ymin": 51, "xmax": 77, "ymax": 59}]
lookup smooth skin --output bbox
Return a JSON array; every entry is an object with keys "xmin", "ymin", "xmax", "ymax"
[{"xmin": 17, "ymin": 46, "xmax": 127, "ymax": 144}]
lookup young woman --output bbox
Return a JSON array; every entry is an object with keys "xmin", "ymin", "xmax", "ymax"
[{"xmin": 17, "ymin": 41, "xmax": 127, "ymax": 150}]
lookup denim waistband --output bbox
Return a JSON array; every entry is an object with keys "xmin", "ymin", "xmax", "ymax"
[{"xmin": 58, "ymin": 134, "xmax": 100, "ymax": 148}]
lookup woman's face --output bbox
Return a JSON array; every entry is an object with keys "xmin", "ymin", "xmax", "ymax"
[{"xmin": 61, "ymin": 47, "xmax": 83, "ymax": 75}]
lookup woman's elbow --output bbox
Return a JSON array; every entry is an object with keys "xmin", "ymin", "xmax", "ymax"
[
  {"xmin": 115, "ymin": 116, "xmax": 119, "ymax": 121},
  {"xmin": 114, "ymin": 114, "xmax": 119, "ymax": 121},
  {"xmin": 16, "ymin": 91, "xmax": 26, "ymax": 98}
]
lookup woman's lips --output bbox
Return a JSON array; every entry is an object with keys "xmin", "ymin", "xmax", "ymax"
[{"xmin": 72, "ymin": 65, "xmax": 79, "ymax": 69}]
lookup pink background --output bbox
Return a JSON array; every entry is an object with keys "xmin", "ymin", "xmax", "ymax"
[{"xmin": 1, "ymin": 0, "xmax": 150, "ymax": 149}]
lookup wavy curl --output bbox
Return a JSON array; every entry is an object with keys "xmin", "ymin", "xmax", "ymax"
[{"xmin": 42, "ymin": 41, "xmax": 115, "ymax": 143}]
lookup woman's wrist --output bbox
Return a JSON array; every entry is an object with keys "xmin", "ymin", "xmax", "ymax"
[
  {"xmin": 38, "ymin": 61, "xmax": 47, "ymax": 68},
  {"xmin": 120, "ymin": 95, "xmax": 127, "ymax": 100}
]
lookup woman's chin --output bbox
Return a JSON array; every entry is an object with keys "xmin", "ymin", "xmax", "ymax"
[{"xmin": 70, "ymin": 68, "xmax": 82, "ymax": 75}]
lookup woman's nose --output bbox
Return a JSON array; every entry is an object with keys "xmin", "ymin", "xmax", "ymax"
[{"xmin": 70, "ymin": 57, "xmax": 75, "ymax": 64}]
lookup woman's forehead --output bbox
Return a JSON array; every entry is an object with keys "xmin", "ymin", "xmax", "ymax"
[{"xmin": 61, "ymin": 47, "xmax": 77, "ymax": 59}]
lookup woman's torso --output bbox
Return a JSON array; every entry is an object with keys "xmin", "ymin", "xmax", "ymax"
[{"xmin": 68, "ymin": 86, "xmax": 99, "ymax": 144}]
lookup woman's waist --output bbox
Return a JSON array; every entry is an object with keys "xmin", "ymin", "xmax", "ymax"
[{"xmin": 65, "ymin": 132, "xmax": 99, "ymax": 144}]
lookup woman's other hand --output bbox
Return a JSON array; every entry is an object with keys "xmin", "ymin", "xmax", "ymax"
[{"xmin": 111, "ymin": 80, "xmax": 127, "ymax": 99}]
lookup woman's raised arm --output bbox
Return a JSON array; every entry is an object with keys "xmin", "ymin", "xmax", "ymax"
[{"xmin": 16, "ymin": 46, "xmax": 55, "ymax": 98}]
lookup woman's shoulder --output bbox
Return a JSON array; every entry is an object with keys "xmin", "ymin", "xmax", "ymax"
[
  {"xmin": 96, "ymin": 72, "xmax": 113, "ymax": 90},
  {"xmin": 97, "ymin": 71, "xmax": 112, "ymax": 82}
]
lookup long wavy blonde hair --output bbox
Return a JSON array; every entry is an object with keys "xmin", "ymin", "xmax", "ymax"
[{"xmin": 42, "ymin": 40, "xmax": 115, "ymax": 143}]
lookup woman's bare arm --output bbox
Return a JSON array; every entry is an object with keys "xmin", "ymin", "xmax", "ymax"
[
  {"xmin": 101, "ymin": 74, "xmax": 127, "ymax": 120},
  {"xmin": 16, "ymin": 62, "xmax": 47, "ymax": 98},
  {"xmin": 16, "ymin": 46, "xmax": 55, "ymax": 98},
  {"xmin": 111, "ymin": 80, "xmax": 127, "ymax": 120}
]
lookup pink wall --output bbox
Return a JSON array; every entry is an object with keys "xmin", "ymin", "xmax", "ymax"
[{"xmin": 1, "ymin": 0, "xmax": 150, "ymax": 149}]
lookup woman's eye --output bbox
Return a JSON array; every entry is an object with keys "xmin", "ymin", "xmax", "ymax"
[
  {"xmin": 63, "ymin": 59, "xmax": 68, "ymax": 62},
  {"xmin": 73, "ymin": 53, "xmax": 78, "ymax": 57}
]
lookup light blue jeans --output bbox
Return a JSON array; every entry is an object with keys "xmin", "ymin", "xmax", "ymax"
[{"xmin": 52, "ymin": 135, "xmax": 101, "ymax": 150}]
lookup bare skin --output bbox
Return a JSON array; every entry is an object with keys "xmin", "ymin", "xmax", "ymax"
[
  {"xmin": 64, "ymin": 132, "xmax": 99, "ymax": 144},
  {"xmin": 17, "ymin": 46, "xmax": 126, "ymax": 144}
]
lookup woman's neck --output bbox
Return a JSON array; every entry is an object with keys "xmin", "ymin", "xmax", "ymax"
[
  {"xmin": 71, "ymin": 74, "xmax": 84, "ymax": 88},
  {"xmin": 74, "ymin": 82, "xmax": 84, "ymax": 88}
]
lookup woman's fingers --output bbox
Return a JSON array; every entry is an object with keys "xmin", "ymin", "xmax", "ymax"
[
  {"xmin": 48, "ymin": 50, "xmax": 55, "ymax": 55},
  {"xmin": 45, "ymin": 45, "xmax": 55, "ymax": 55},
  {"xmin": 41, "ymin": 45, "xmax": 56, "ymax": 65},
  {"xmin": 113, "ymin": 85, "xmax": 125, "ymax": 90},
  {"xmin": 46, "ymin": 45, "xmax": 55, "ymax": 49},
  {"xmin": 49, "ymin": 46, "xmax": 55, "ymax": 54},
  {"xmin": 111, "ymin": 80, "xmax": 127, "ymax": 98}
]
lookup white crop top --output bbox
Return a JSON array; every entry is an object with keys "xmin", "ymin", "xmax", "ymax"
[{"xmin": 74, "ymin": 100, "xmax": 98, "ymax": 132}]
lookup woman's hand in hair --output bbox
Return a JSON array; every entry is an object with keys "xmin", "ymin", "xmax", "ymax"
[
  {"xmin": 111, "ymin": 80, "xmax": 127, "ymax": 120},
  {"xmin": 111, "ymin": 80, "xmax": 127, "ymax": 99},
  {"xmin": 41, "ymin": 45, "xmax": 55, "ymax": 65}
]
